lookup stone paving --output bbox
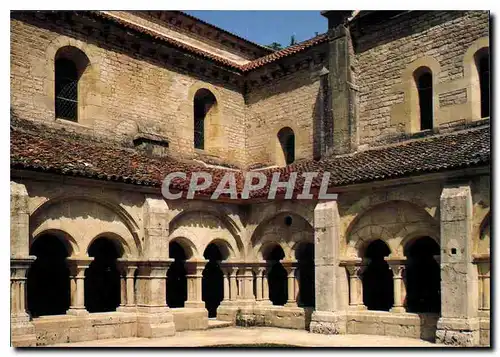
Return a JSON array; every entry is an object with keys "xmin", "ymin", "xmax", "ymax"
[{"xmin": 48, "ymin": 327, "xmax": 446, "ymax": 347}]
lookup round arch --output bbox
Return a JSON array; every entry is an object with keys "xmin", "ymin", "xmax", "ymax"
[
  {"xmin": 31, "ymin": 228, "xmax": 79, "ymax": 257},
  {"xmin": 30, "ymin": 195, "xmax": 142, "ymax": 257}
]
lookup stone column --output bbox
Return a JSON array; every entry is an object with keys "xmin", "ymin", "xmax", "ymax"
[
  {"xmin": 344, "ymin": 261, "xmax": 366, "ymax": 310},
  {"xmin": 66, "ymin": 257, "xmax": 93, "ymax": 316},
  {"xmin": 284, "ymin": 263, "xmax": 298, "ymax": 307},
  {"xmin": 387, "ymin": 259, "xmax": 406, "ymax": 313},
  {"xmin": 474, "ymin": 255, "xmax": 490, "ymax": 316},
  {"xmin": 254, "ymin": 266, "xmax": 265, "ymax": 302},
  {"xmin": 117, "ymin": 259, "xmax": 138, "ymax": 312},
  {"xmin": 221, "ymin": 267, "xmax": 230, "ymax": 302},
  {"xmin": 11, "ymin": 257, "xmax": 37, "ymax": 347},
  {"xmin": 436, "ymin": 184, "xmax": 480, "ymax": 346},
  {"xmin": 241, "ymin": 266, "xmax": 256, "ymax": 303},
  {"xmin": 135, "ymin": 259, "xmax": 175, "ymax": 338},
  {"xmin": 262, "ymin": 267, "xmax": 270, "ymax": 302},
  {"xmin": 310, "ymin": 200, "xmax": 346, "ymax": 335},
  {"xmin": 229, "ymin": 266, "xmax": 239, "ymax": 301},
  {"xmin": 184, "ymin": 259, "xmax": 207, "ymax": 308}
]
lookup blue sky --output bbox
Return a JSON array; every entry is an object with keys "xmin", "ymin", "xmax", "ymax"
[{"xmin": 185, "ymin": 11, "xmax": 327, "ymax": 47}]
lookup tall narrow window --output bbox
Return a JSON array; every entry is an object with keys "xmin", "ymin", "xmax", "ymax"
[
  {"xmin": 415, "ymin": 68, "xmax": 433, "ymax": 130},
  {"xmin": 476, "ymin": 48, "xmax": 490, "ymax": 118},
  {"xmin": 277, "ymin": 127, "xmax": 295, "ymax": 165},
  {"xmin": 54, "ymin": 46, "xmax": 89, "ymax": 123},
  {"xmin": 193, "ymin": 89, "xmax": 217, "ymax": 150},
  {"xmin": 55, "ymin": 58, "xmax": 78, "ymax": 121}
]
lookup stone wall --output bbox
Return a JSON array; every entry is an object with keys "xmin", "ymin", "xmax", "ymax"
[
  {"xmin": 353, "ymin": 10, "xmax": 489, "ymax": 146},
  {"xmin": 245, "ymin": 64, "xmax": 324, "ymax": 168},
  {"xmin": 10, "ymin": 13, "xmax": 247, "ymax": 167}
]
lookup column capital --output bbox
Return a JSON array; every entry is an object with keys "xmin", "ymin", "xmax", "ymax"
[
  {"xmin": 185, "ymin": 259, "xmax": 208, "ymax": 275},
  {"xmin": 385, "ymin": 259, "xmax": 407, "ymax": 278},
  {"xmin": 66, "ymin": 257, "xmax": 94, "ymax": 277},
  {"xmin": 116, "ymin": 258, "xmax": 139, "ymax": 277},
  {"xmin": 10, "ymin": 256, "xmax": 36, "ymax": 280}
]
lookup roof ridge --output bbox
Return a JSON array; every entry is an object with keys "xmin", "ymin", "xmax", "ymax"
[{"xmin": 176, "ymin": 11, "xmax": 273, "ymax": 52}]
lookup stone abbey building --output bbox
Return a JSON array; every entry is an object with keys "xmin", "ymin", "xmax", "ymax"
[{"xmin": 10, "ymin": 10, "xmax": 490, "ymax": 347}]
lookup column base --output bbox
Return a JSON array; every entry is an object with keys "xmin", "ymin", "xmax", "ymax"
[
  {"xmin": 136, "ymin": 306, "xmax": 175, "ymax": 338},
  {"xmin": 389, "ymin": 306, "xmax": 406, "ymax": 313},
  {"xmin": 348, "ymin": 304, "xmax": 367, "ymax": 311},
  {"xmin": 256, "ymin": 299, "xmax": 273, "ymax": 306},
  {"xmin": 309, "ymin": 311, "xmax": 347, "ymax": 335},
  {"xmin": 284, "ymin": 301, "xmax": 298, "ymax": 308},
  {"xmin": 66, "ymin": 308, "xmax": 89, "ymax": 316},
  {"xmin": 435, "ymin": 317, "xmax": 480, "ymax": 346},
  {"xmin": 116, "ymin": 306, "xmax": 138, "ymax": 313},
  {"xmin": 184, "ymin": 301, "xmax": 205, "ymax": 308},
  {"xmin": 11, "ymin": 313, "xmax": 36, "ymax": 347}
]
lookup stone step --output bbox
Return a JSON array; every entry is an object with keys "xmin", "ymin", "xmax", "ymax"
[{"xmin": 207, "ymin": 319, "xmax": 233, "ymax": 329}]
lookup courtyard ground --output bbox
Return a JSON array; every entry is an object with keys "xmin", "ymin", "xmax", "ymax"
[{"xmin": 47, "ymin": 326, "xmax": 446, "ymax": 347}]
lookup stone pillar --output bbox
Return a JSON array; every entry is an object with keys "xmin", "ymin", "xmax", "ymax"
[
  {"xmin": 344, "ymin": 261, "xmax": 366, "ymax": 310},
  {"xmin": 184, "ymin": 259, "xmax": 207, "ymax": 308},
  {"xmin": 66, "ymin": 257, "xmax": 93, "ymax": 316},
  {"xmin": 135, "ymin": 260, "xmax": 175, "ymax": 338},
  {"xmin": 11, "ymin": 257, "xmax": 36, "ymax": 347},
  {"xmin": 241, "ymin": 266, "xmax": 256, "ymax": 303},
  {"xmin": 254, "ymin": 267, "xmax": 263, "ymax": 301},
  {"xmin": 262, "ymin": 267, "xmax": 270, "ymax": 302},
  {"xmin": 387, "ymin": 259, "xmax": 406, "ymax": 313},
  {"xmin": 284, "ymin": 263, "xmax": 298, "ymax": 307},
  {"xmin": 117, "ymin": 259, "xmax": 138, "ymax": 312},
  {"xmin": 222, "ymin": 267, "xmax": 230, "ymax": 302},
  {"xmin": 436, "ymin": 184, "xmax": 480, "ymax": 346},
  {"xmin": 229, "ymin": 266, "xmax": 239, "ymax": 301},
  {"xmin": 310, "ymin": 200, "xmax": 346, "ymax": 335},
  {"xmin": 474, "ymin": 255, "xmax": 490, "ymax": 315}
]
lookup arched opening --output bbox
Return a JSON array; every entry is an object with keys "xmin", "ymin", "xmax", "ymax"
[
  {"xmin": 202, "ymin": 243, "xmax": 225, "ymax": 317},
  {"xmin": 263, "ymin": 244, "xmax": 287, "ymax": 306},
  {"xmin": 277, "ymin": 127, "xmax": 295, "ymax": 165},
  {"xmin": 362, "ymin": 239, "xmax": 393, "ymax": 311},
  {"xmin": 54, "ymin": 46, "xmax": 89, "ymax": 122},
  {"xmin": 404, "ymin": 237, "xmax": 440, "ymax": 313},
  {"xmin": 85, "ymin": 237, "xmax": 122, "ymax": 313},
  {"xmin": 414, "ymin": 67, "xmax": 433, "ymax": 131},
  {"xmin": 194, "ymin": 88, "xmax": 217, "ymax": 150},
  {"xmin": 166, "ymin": 241, "xmax": 188, "ymax": 308},
  {"xmin": 475, "ymin": 48, "xmax": 490, "ymax": 118},
  {"xmin": 295, "ymin": 242, "xmax": 315, "ymax": 307},
  {"xmin": 27, "ymin": 234, "xmax": 70, "ymax": 317}
]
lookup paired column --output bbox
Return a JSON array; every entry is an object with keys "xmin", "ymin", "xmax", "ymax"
[
  {"xmin": 253, "ymin": 265, "xmax": 271, "ymax": 305},
  {"xmin": 344, "ymin": 261, "xmax": 366, "ymax": 310},
  {"xmin": 475, "ymin": 255, "xmax": 490, "ymax": 315},
  {"xmin": 283, "ymin": 262, "xmax": 298, "ymax": 307},
  {"xmin": 117, "ymin": 259, "xmax": 138, "ymax": 311},
  {"xmin": 387, "ymin": 259, "xmax": 406, "ymax": 313},
  {"xmin": 229, "ymin": 266, "xmax": 239, "ymax": 301},
  {"xmin": 11, "ymin": 257, "xmax": 36, "ymax": 319},
  {"xmin": 184, "ymin": 259, "xmax": 207, "ymax": 308},
  {"xmin": 66, "ymin": 257, "xmax": 93, "ymax": 315}
]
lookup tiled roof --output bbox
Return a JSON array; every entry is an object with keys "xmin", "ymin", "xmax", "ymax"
[
  {"xmin": 91, "ymin": 11, "xmax": 327, "ymax": 72},
  {"xmin": 241, "ymin": 34, "xmax": 329, "ymax": 71},
  {"xmin": 11, "ymin": 118, "xmax": 489, "ymax": 201},
  {"xmin": 249, "ymin": 124, "xmax": 490, "ymax": 198}
]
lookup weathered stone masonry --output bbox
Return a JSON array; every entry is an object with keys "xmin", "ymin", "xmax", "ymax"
[{"xmin": 10, "ymin": 10, "xmax": 490, "ymax": 347}]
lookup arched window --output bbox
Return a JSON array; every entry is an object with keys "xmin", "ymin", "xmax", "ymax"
[
  {"xmin": 55, "ymin": 58, "xmax": 78, "ymax": 121},
  {"xmin": 194, "ymin": 89, "xmax": 217, "ymax": 150},
  {"xmin": 404, "ymin": 237, "xmax": 440, "ymax": 313},
  {"xmin": 277, "ymin": 127, "xmax": 295, "ymax": 165},
  {"xmin": 362, "ymin": 239, "xmax": 393, "ymax": 311},
  {"xmin": 414, "ymin": 67, "xmax": 433, "ymax": 130},
  {"xmin": 475, "ymin": 48, "xmax": 490, "ymax": 118},
  {"xmin": 166, "ymin": 241, "xmax": 188, "ymax": 308},
  {"xmin": 27, "ymin": 234, "xmax": 70, "ymax": 317},
  {"xmin": 54, "ymin": 46, "xmax": 89, "ymax": 122},
  {"xmin": 264, "ymin": 244, "xmax": 287, "ymax": 306},
  {"xmin": 85, "ymin": 237, "xmax": 122, "ymax": 313}
]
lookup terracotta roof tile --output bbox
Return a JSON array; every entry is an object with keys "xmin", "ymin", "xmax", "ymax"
[{"xmin": 11, "ymin": 118, "xmax": 490, "ymax": 201}]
